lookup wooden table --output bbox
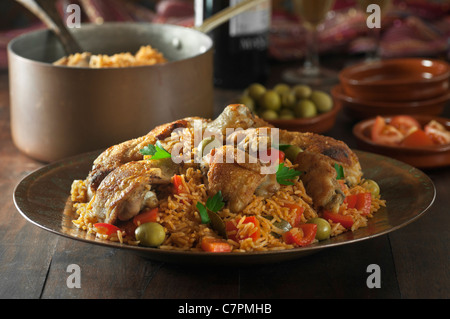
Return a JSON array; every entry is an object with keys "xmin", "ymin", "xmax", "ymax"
[{"xmin": 1, "ymin": 57, "xmax": 449, "ymax": 303}]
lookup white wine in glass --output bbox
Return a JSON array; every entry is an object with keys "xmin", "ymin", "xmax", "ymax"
[{"xmin": 283, "ymin": 0, "xmax": 337, "ymax": 85}]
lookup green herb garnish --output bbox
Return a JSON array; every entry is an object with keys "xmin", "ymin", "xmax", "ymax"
[
  {"xmin": 276, "ymin": 163, "xmax": 302, "ymax": 185},
  {"xmin": 196, "ymin": 201, "xmax": 210, "ymax": 224},
  {"xmin": 196, "ymin": 191, "xmax": 225, "ymax": 224},
  {"xmin": 139, "ymin": 141, "xmax": 171, "ymax": 160},
  {"xmin": 334, "ymin": 163, "xmax": 345, "ymax": 180}
]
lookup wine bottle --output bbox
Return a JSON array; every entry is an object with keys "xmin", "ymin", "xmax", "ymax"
[{"xmin": 195, "ymin": 0, "xmax": 271, "ymax": 89}]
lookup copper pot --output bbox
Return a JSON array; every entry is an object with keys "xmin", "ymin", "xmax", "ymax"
[{"xmin": 8, "ymin": 0, "xmax": 266, "ymax": 162}]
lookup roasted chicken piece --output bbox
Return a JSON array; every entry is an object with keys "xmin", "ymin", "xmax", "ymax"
[
  {"xmin": 207, "ymin": 145, "xmax": 279, "ymax": 213},
  {"xmin": 278, "ymin": 130, "xmax": 362, "ymax": 187},
  {"xmin": 87, "ymin": 159, "xmax": 177, "ymax": 225},
  {"xmin": 86, "ymin": 117, "xmax": 206, "ymax": 198},
  {"xmin": 85, "ymin": 104, "xmax": 363, "ymax": 216}
]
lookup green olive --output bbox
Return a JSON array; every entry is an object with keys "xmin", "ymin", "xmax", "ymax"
[
  {"xmin": 292, "ymin": 85, "xmax": 312, "ymax": 99},
  {"xmin": 260, "ymin": 109, "xmax": 279, "ymax": 120},
  {"xmin": 247, "ymin": 83, "xmax": 266, "ymax": 101},
  {"xmin": 259, "ymin": 90, "xmax": 282, "ymax": 111},
  {"xmin": 310, "ymin": 90, "xmax": 333, "ymax": 113},
  {"xmin": 135, "ymin": 222, "xmax": 166, "ymax": 247},
  {"xmin": 284, "ymin": 145, "xmax": 303, "ymax": 162},
  {"xmin": 238, "ymin": 95, "xmax": 255, "ymax": 112},
  {"xmin": 361, "ymin": 179, "xmax": 380, "ymax": 197},
  {"xmin": 280, "ymin": 91, "xmax": 297, "ymax": 109},
  {"xmin": 279, "ymin": 108, "xmax": 295, "ymax": 119},
  {"xmin": 273, "ymin": 83, "xmax": 291, "ymax": 95},
  {"xmin": 293, "ymin": 99, "xmax": 317, "ymax": 118},
  {"xmin": 307, "ymin": 217, "xmax": 331, "ymax": 241}
]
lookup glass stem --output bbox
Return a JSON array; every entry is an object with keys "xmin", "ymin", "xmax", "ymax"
[
  {"xmin": 303, "ymin": 25, "xmax": 320, "ymax": 76},
  {"xmin": 367, "ymin": 27, "xmax": 381, "ymax": 61}
]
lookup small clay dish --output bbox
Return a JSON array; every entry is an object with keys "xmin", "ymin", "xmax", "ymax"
[
  {"xmin": 331, "ymin": 84, "xmax": 450, "ymax": 120},
  {"xmin": 267, "ymin": 101, "xmax": 342, "ymax": 133},
  {"xmin": 339, "ymin": 58, "xmax": 450, "ymax": 102},
  {"xmin": 353, "ymin": 115, "xmax": 450, "ymax": 169}
]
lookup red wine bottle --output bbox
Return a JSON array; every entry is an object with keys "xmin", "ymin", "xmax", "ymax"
[{"xmin": 195, "ymin": 0, "xmax": 271, "ymax": 89}]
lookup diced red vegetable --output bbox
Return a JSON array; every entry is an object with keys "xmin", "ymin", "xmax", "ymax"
[
  {"xmin": 322, "ymin": 210, "xmax": 354, "ymax": 229},
  {"xmin": 93, "ymin": 223, "xmax": 120, "ymax": 236},
  {"xmin": 344, "ymin": 194, "xmax": 357, "ymax": 208},
  {"xmin": 282, "ymin": 224, "xmax": 317, "ymax": 247},
  {"xmin": 281, "ymin": 203, "xmax": 304, "ymax": 227},
  {"xmin": 259, "ymin": 148, "xmax": 285, "ymax": 164},
  {"xmin": 355, "ymin": 193, "xmax": 372, "ymax": 215},
  {"xmin": 133, "ymin": 207, "xmax": 159, "ymax": 226},
  {"xmin": 201, "ymin": 237, "xmax": 232, "ymax": 252},
  {"xmin": 172, "ymin": 174, "xmax": 185, "ymax": 194},
  {"xmin": 225, "ymin": 216, "xmax": 260, "ymax": 242}
]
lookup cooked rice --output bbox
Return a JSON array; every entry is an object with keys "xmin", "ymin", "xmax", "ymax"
[
  {"xmin": 54, "ymin": 45, "xmax": 167, "ymax": 68},
  {"xmin": 70, "ymin": 160, "xmax": 386, "ymax": 252}
]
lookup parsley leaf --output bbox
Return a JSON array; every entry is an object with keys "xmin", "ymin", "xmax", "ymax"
[
  {"xmin": 206, "ymin": 191, "xmax": 225, "ymax": 212},
  {"xmin": 334, "ymin": 163, "xmax": 345, "ymax": 180},
  {"xmin": 276, "ymin": 163, "xmax": 302, "ymax": 185},
  {"xmin": 196, "ymin": 201, "xmax": 210, "ymax": 224},
  {"xmin": 139, "ymin": 141, "xmax": 171, "ymax": 160},
  {"xmin": 196, "ymin": 191, "xmax": 225, "ymax": 224}
]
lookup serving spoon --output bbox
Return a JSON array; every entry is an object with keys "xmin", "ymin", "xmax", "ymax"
[{"xmin": 16, "ymin": 0, "xmax": 83, "ymax": 55}]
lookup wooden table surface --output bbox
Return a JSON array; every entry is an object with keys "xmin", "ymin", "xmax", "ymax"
[{"xmin": 1, "ymin": 57, "xmax": 449, "ymax": 303}]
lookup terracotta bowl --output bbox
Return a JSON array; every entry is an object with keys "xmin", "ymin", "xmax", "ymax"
[
  {"xmin": 266, "ymin": 101, "xmax": 342, "ymax": 133},
  {"xmin": 353, "ymin": 115, "xmax": 450, "ymax": 169},
  {"xmin": 339, "ymin": 58, "xmax": 450, "ymax": 102},
  {"xmin": 331, "ymin": 84, "xmax": 450, "ymax": 120}
]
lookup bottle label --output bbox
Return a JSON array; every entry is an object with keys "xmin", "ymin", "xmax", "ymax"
[{"xmin": 229, "ymin": 0, "xmax": 270, "ymax": 37}]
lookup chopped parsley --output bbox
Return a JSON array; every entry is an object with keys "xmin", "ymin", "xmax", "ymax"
[
  {"xmin": 276, "ymin": 163, "xmax": 302, "ymax": 186},
  {"xmin": 139, "ymin": 141, "xmax": 171, "ymax": 160}
]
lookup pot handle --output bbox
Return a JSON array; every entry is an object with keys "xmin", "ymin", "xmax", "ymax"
[
  {"xmin": 194, "ymin": 0, "xmax": 269, "ymax": 34},
  {"xmin": 15, "ymin": 0, "xmax": 83, "ymax": 54}
]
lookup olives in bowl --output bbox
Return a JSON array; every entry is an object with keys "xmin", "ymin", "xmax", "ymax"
[{"xmin": 237, "ymin": 83, "xmax": 341, "ymax": 133}]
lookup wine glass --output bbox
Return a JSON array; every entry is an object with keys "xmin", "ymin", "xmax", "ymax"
[
  {"xmin": 357, "ymin": 0, "xmax": 392, "ymax": 61},
  {"xmin": 283, "ymin": 0, "xmax": 337, "ymax": 86}
]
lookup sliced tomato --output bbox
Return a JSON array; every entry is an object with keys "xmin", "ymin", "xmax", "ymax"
[
  {"xmin": 225, "ymin": 216, "xmax": 260, "ymax": 242},
  {"xmin": 281, "ymin": 203, "xmax": 305, "ymax": 227},
  {"xmin": 282, "ymin": 224, "xmax": 317, "ymax": 247},
  {"xmin": 401, "ymin": 129, "xmax": 434, "ymax": 147},
  {"xmin": 93, "ymin": 223, "xmax": 120, "ymax": 236},
  {"xmin": 371, "ymin": 116, "xmax": 404, "ymax": 146},
  {"xmin": 371, "ymin": 116, "xmax": 386, "ymax": 141},
  {"xmin": 322, "ymin": 210, "xmax": 354, "ymax": 229},
  {"xmin": 133, "ymin": 207, "xmax": 159, "ymax": 226},
  {"xmin": 424, "ymin": 120, "xmax": 450, "ymax": 145},
  {"xmin": 201, "ymin": 237, "xmax": 232, "ymax": 252},
  {"xmin": 390, "ymin": 115, "xmax": 421, "ymax": 135},
  {"xmin": 355, "ymin": 193, "xmax": 372, "ymax": 215}
]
